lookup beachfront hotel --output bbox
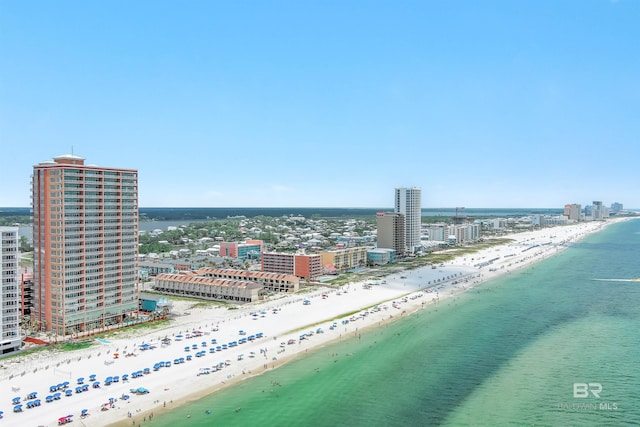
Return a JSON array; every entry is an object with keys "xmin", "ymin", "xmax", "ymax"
[
  {"xmin": 564, "ymin": 203, "xmax": 582, "ymax": 222},
  {"xmin": 320, "ymin": 247, "xmax": 368, "ymax": 273},
  {"xmin": 0, "ymin": 226, "xmax": 22, "ymax": 354},
  {"xmin": 376, "ymin": 211, "xmax": 406, "ymax": 255},
  {"xmin": 395, "ymin": 187, "xmax": 422, "ymax": 253},
  {"xmin": 261, "ymin": 252, "xmax": 323, "ymax": 279},
  {"xmin": 31, "ymin": 154, "xmax": 139, "ymax": 335}
]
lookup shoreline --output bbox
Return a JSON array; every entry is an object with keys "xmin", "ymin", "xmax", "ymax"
[
  {"xmin": 0, "ymin": 220, "xmax": 624, "ymax": 427},
  {"xmin": 109, "ymin": 288, "xmax": 450, "ymax": 426}
]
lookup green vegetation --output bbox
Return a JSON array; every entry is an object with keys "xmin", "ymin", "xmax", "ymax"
[
  {"xmin": 0, "ymin": 215, "xmax": 31, "ymax": 226},
  {"xmin": 5, "ymin": 340, "xmax": 96, "ymax": 362},
  {"xmin": 323, "ymin": 237, "xmax": 514, "ymax": 285},
  {"xmin": 100, "ymin": 318, "xmax": 172, "ymax": 339},
  {"xmin": 19, "ymin": 235, "xmax": 33, "ymax": 252},
  {"xmin": 141, "ymin": 290, "xmax": 231, "ymax": 310},
  {"xmin": 20, "ymin": 251, "xmax": 33, "ymax": 268},
  {"xmin": 54, "ymin": 341, "xmax": 95, "ymax": 351},
  {"xmin": 0, "ymin": 344, "xmax": 50, "ymax": 361}
]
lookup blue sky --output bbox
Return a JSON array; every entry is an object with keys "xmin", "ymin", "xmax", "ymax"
[{"xmin": 1, "ymin": 1, "xmax": 638, "ymax": 209}]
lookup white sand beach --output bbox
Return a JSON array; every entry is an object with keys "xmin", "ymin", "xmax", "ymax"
[{"xmin": 0, "ymin": 220, "xmax": 616, "ymax": 427}]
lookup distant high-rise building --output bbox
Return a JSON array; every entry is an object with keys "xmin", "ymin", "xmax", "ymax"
[
  {"xmin": 592, "ymin": 201, "xmax": 605, "ymax": 221},
  {"xmin": 395, "ymin": 187, "xmax": 422, "ymax": 253},
  {"xmin": 563, "ymin": 204, "xmax": 582, "ymax": 221},
  {"xmin": 1, "ymin": 226, "xmax": 22, "ymax": 354},
  {"xmin": 376, "ymin": 211, "xmax": 405, "ymax": 255},
  {"xmin": 611, "ymin": 202, "xmax": 623, "ymax": 213},
  {"xmin": 32, "ymin": 154, "xmax": 139, "ymax": 335}
]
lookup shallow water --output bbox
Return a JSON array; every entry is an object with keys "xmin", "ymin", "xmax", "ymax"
[{"xmin": 147, "ymin": 219, "xmax": 640, "ymax": 427}]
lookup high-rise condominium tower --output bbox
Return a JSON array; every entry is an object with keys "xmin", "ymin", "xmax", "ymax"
[
  {"xmin": 395, "ymin": 187, "xmax": 421, "ymax": 253},
  {"xmin": 376, "ymin": 211, "xmax": 406, "ymax": 255},
  {"xmin": 32, "ymin": 154, "xmax": 138, "ymax": 335},
  {"xmin": 0, "ymin": 226, "xmax": 21, "ymax": 354}
]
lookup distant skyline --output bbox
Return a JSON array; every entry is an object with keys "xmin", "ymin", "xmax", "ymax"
[{"xmin": 1, "ymin": 1, "xmax": 639, "ymax": 209}]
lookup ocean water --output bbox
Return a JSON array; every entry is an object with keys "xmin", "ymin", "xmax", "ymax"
[{"xmin": 144, "ymin": 220, "xmax": 640, "ymax": 427}]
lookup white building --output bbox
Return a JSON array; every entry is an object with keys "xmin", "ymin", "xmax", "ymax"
[
  {"xmin": 1, "ymin": 226, "xmax": 22, "ymax": 354},
  {"xmin": 424, "ymin": 224, "xmax": 446, "ymax": 242},
  {"xmin": 395, "ymin": 187, "xmax": 422, "ymax": 253},
  {"xmin": 564, "ymin": 204, "xmax": 582, "ymax": 222},
  {"xmin": 447, "ymin": 224, "xmax": 481, "ymax": 245}
]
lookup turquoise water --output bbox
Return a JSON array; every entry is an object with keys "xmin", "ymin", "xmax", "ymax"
[{"xmin": 149, "ymin": 220, "xmax": 640, "ymax": 427}]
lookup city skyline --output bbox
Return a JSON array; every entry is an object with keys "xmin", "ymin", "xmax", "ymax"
[{"xmin": 2, "ymin": 1, "xmax": 639, "ymax": 209}]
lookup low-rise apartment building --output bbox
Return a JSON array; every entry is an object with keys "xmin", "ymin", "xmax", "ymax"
[
  {"xmin": 321, "ymin": 247, "xmax": 368, "ymax": 273},
  {"xmin": 262, "ymin": 252, "xmax": 323, "ymax": 279},
  {"xmin": 153, "ymin": 273, "xmax": 263, "ymax": 303},
  {"xmin": 196, "ymin": 267, "xmax": 299, "ymax": 293}
]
